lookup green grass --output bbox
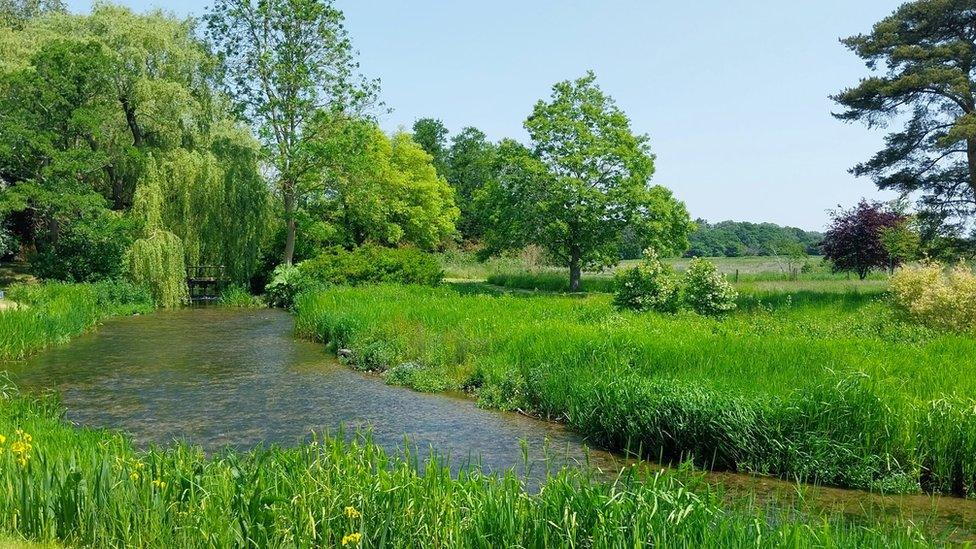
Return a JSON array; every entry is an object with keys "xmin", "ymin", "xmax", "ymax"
[
  {"xmin": 0, "ymin": 282, "xmax": 153, "ymax": 360},
  {"xmin": 0, "ymin": 386, "xmax": 941, "ymax": 547},
  {"xmin": 294, "ymin": 284, "xmax": 976, "ymax": 497}
]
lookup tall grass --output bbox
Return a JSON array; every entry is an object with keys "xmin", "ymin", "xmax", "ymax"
[
  {"xmin": 0, "ymin": 282, "xmax": 153, "ymax": 360},
  {"xmin": 0, "ymin": 387, "xmax": 937, "ymax": 547},
  {"xmin": 294, "ymin": 285, "xmax": 976, "ymax": 496},
  {"xmin": 487, "ymin": 271, "xmax": 616, "ymax": 293}
]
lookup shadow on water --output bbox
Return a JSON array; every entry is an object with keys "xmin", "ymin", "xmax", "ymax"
[{"xmin": 3, "ymin": 307, "xmax": 975, "ymax": 541}]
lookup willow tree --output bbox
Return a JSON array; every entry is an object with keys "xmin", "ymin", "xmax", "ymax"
[
  {"xmin": 128, "ymin": 162, "xmax": 187, "ymax": 308},
  {"xmin": 206, "ymin": 0, "xmax": 378, "ymax": 264}
]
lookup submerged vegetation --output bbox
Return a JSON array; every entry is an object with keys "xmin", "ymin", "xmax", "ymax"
[{"xmin": 294, "ymin": 284, "xmax": 976, "ymax": 496}]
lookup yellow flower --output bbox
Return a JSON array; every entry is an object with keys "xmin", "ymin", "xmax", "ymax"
[
  {"xmin": 16, "ymin": 457, "xmax": 27, "ymax": 468},
  {"xmin": 341, "ymin": 532, "xmax": 362, "ymax": 546},
  {"xmin": 10, "ymin": 441, "xmax": 27, "ymax": 454},
  {"xmin": 344, "ymin": 506, "xmax": 361, "ymax": 519},
  {"xmin": 0, "ymin": 434, "xmax": 6, "ymax": 444},
  {"xmin": 152, "ymin": 479, "xmax": 167, "ymax": 489},
  {"xmin": 130, "ymin": 472, "xmax": 140, "ymax": 481}
]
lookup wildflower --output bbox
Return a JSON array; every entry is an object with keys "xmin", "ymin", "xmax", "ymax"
[
  {"xmin": 344, "ymin": 506, "xmax": 361, "ymax": 519},
  {"xmin": 341, "ymin": 532, "xmax": 362, "ymax": 546},
  {"xmin": 152, "ymin": 479, "xmax": 167, "ymax": 489},
  {"xmin": 130, "ymin": 472, "xmax": 140, "ymax": 481},
  {"xmin": 0, "ymin": 434, "xmax": 6, "ymax": 444},
  {"xmin": 16, "ymin": 457, "xmax": 27, "ymax": 468}
]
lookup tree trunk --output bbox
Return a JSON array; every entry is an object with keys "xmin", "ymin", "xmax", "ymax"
[
  {"xmin": 569, "ymin": 250, "xmax": 581, "ymax": 292},
  {"xmin": 120, "ymin": 96, "xmax": 143, "ymax": 147},
  {"xmin": 968, "ymin": 138, "xmax": 976, "ymax": 199},
  {"xmin": 282, "ymin": 185, "xmax": 296, "ymax": 265}
]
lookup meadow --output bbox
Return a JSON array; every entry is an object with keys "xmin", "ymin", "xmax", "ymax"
[{"xmin": 293, "ymin": 282, "xmax": 976, "ymax": 497}]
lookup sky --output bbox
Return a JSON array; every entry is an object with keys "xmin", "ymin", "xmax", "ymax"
[{"xmin": 66, "ymin": 0, "xmax": 905, "ymax": 231}]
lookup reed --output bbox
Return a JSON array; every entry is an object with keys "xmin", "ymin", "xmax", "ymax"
[{"xmin": 294, "ymin": 284, "xmax": 976, "ymax": 496}]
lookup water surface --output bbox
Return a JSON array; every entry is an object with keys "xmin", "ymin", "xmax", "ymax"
[{"xmin": 5, "ymin": 308, "xmax": 619, "ymax": 476}]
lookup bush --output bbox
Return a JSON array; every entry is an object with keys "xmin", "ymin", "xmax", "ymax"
[
  {"xmin": 683, "ymin": 258, "xmax": 738, "ymax": 315},
  {"xmin": 889, "ymin": 261, "xmax": 976, "ymax": 334},
  {"xmin": 264, "ymin": 264, "xmax": 312, "ymax": 308},
  {"xmin": 31, "ymin": 211, "xmax": 135, "ymax": 282},
  {"xmin": 299, "ymin": 245, "xmax": 443, "ymax": 287},
  {"xmin": 612, "ymin": 249, "xmax": 681, "ymax": 312}
]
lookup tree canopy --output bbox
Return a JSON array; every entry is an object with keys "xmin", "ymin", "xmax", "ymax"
[
  {"xmin": 834, "ymin": 0, "xmax": 976, "ymax": 238},
  {"xmin": 477, "ymin": 72, "xmax": 692, "ymax": 291},
  {"xmin": 682, "ymin": 220, "xmax": 823, "ymax": 258}
]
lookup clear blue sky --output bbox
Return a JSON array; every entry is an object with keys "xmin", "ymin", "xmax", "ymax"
[{"xmin": 67, "ymin": 0, "xmax": 903, "ymax": 230}]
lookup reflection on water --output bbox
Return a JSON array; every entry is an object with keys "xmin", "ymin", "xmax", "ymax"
[{"xmin": 4, "ymin": 308, "xmax": 620, "ymax": 476}]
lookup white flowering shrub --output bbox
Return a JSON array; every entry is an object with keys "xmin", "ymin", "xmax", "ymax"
[
  {"xmin": 683, "ymin": 258, "xmax": 738, "ymax": 315},
  {"xmin": 890, "ymin": 261, "xmax": 976, "ymax": 334},
  {"xmin": 613, "ymin": 249, "xmax": 682, "ymax": 313}
]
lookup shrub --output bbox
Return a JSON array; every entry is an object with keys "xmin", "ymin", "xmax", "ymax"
[
  {"xmin": 612, "ymin": 249, "xmax": 681, "ymax": 312},
  {"xmin": 264, "ymin": 264, "xmax": 312, "ymax": 308},
  {"xmin": 298, "ymin": 245, "xmax": 443, "ymax": 286},
  {"xmin": 889, "ymin": 261, "xmax": 976, "ymax": 334},
  {"xmin": 683, "ymin": 258, "xmax": 738, "ymax": 315},
  {"xmin": 31, "ymin": 210, "xmax": 135, "ymax": 282}
]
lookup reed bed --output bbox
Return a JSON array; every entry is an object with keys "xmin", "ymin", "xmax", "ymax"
[
  {"xmin": 0, "ymin": 282, "xmax": 152, "ymax": 360},
  {"xmin": 294, "ymin": 284, "xmax": 976, "ymax": 496},
  {"xmin": 0, "ymin": 387, "xmax": 936, "ymax": 547}
]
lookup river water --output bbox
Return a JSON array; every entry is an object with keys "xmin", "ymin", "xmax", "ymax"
[
  {"xmin": 4, "ymin": 307, "xmax": 975, "ymax": 541},
  {"xmin": 4, "ymin": 307, "xmax": 620, "ymax": 476}
]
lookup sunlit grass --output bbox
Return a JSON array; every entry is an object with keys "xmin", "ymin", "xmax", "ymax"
[{"xmin": 295, "ymin": 284, "xmax": 976, "ymax": 496}]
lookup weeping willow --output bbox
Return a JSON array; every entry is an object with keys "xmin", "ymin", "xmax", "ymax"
[
  {"xmin": 127, "ymin": 231, "xmax": 187, "ymax": 308},
  {"xmin": 134, "ymin": 127, "xmax": 270, "ymax": 284}
]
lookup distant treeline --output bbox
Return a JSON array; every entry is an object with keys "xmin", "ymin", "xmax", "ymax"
[{"xmin": 683, "ymin": 220, "xmax": 822, "ymax": 258}]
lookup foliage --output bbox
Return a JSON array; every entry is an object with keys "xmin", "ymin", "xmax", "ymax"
[
  {"xmin": 890, "ymin": 261, "xmax": 976, "ymax": 334},
  {"xmin": 217, "ymin": 284, "xmax": 261, "ymax": 308},
  {"xmin": 684, "ymin": 220, "xmax": 823, "ymax": 259},
  {"xmin": 487, "ymin": 271, "xmax": 616, "ymax": 293},
  {"xmin": 126, "ymin": 231, "xmax": 187, "ymax": 308},
  {"xmin": 206, "ymin": 0, "xmax": 378, "ymax": 264},
  {"xmin": 300, "ymin": 115, "xmax": 458, "ymax": 251},
  {"xmin": 296, "ymin": 283, "xmax": 976, "ymax": 496},
  {"xmin": 612, "ymin": 249, "xmax": 682, "ymax": 312},
  {"xmin": 263, "ymin": 264, "xmax": 311, "ymax": 308},
  {"xmin": 410, "ymin": 117, "xmax": 450, "ymax": 177},
  {"xmin": 0, "ymin": 0, "xmax": 64, "ymax": 28},
  {"xmin": 0, "ymin": 281, "xmax": 152, "ymax": 360},
  {"xmin": 834, "ymin": 0, "xmax": 976, "ymax": 236},
  {"xmin": 821, "ymin": 200, "xmax": 905, "ymax": 279},
  {"xmin": 478, "ymin": 72, "xmax": 692, "ymax": 291},
  {"xmin": 29, "ymin": 210, "xmax": 134, "ymax": 282},
  {"xmin": 683, "ymin": 258, "xmax": 738, "ymax": 315},
  {"xmin": 0, "ymin": 390, "xmax": 936, "ymax": 548},
  {"xmin": 299, "ymin": 245, "xmax": 443, "ymax": 287},
  {"xmin": 0, "ymin": 5, "xmax": 268, "ymax": 284},
  {"xmin": 881, "ymin": 218, "xmax": 922, "ymax": 269}
]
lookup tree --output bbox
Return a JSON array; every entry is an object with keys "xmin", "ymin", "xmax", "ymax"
[
  {"xmin": 0, "ymin": 0, "xmax": 64, "ymax": 28},
  {"xmin": 880, "ymin": 217, "xmax": 922, "ymax": 272},
  {"xmin": 206, "ymin": 0, "xmax": 378, "ymax": 265},
  {"xmin": 446, "ymin": 127, "xmax": 497, "ymax": 240},
  {"xmin": 821, "ymin": 200, "xmax": 906, "ymax": 279},
  {"xmin": 301, "ymin": 114, "xmax": 457, "ymax": 250},
  {"xmin": 834, "ymin": 1, "xmax": 976, "ymax": 237},
  {"xmin": 411, "ymin": 118, "xmax": 450, "ymax": 177},
  {"xmin": 478, "ymin": 72, "xmax": 693, "ymax": 291}
]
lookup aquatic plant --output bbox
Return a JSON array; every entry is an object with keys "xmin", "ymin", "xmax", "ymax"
[
  {"xmin": 294, "ymin": 284, "xmax": 976, "ymax": 496},
  {"xmin": 0, "ymin": 387, "xmax": 937, "ymax": 547}
]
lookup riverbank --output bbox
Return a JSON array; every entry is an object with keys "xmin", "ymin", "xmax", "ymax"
[
  {"xmin": 293, "ymin": 284, "xmax": 976, "ymax": 497},
  {"xmin": 0, "ymin": 282, "xmax": 153, "ymax": 360},
  {"xmin": 0, "ymin": 384, "xmax": 939, "ymax": 547}
]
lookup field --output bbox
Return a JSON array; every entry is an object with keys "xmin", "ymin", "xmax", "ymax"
[{"xmin": 294, "ymin": 281, "xmax": 976, "ymax": 497}]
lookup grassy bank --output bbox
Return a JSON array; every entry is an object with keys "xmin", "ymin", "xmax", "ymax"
[
  {"xmin": 0, "ymin": 386, "xmax": 939, "ymax": 547},
  {"xmin": 294, "ymin": 284, "xmax": 976, "ymax": 496},
  {"xmin": 0, "ymin": 282, "xmax": 153, "ymax": 360}
]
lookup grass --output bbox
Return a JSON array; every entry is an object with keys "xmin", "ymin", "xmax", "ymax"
[
  {"xmin": 294, "ymin": 284, "xmax": 976, "ymax": 497},
  {"xmin": 0, "ymin": 385, "xmax": 942, "ymax": 547},
  {"xmin": 0, "ymin": 282, "xmax": 153, "ymax": 360}
]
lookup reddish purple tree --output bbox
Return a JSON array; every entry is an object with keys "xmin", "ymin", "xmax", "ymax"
[{"xmin": 821, "ymin": 200, "xmax": 905, "ymax": 280}]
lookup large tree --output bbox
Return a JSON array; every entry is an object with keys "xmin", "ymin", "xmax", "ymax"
[
  {"xmin": 411, "ymin": 118, "xmax": 450, "ymax": 178},
  {"xmin": 206, "ymin": 0, "xmax": 377, "ymax": 265},
  {"xmin": 834, "ymin": 0, "xmax": 976, "ymax": 237},
  {"xmin": 447, "ymin": 127, "xmax": 497, "ymax": 240},
  {"xmin": 478, "ymin": 72, "xmax": 692, "ymax": 291}
]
